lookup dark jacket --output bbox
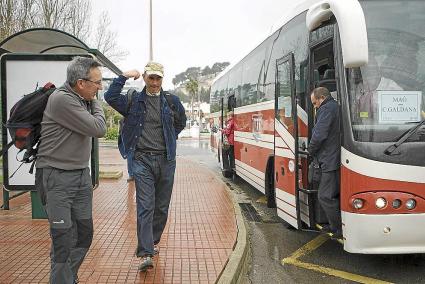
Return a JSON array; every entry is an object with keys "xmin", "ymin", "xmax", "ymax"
[
  {"xmin": 104, "ymin": 75, "xmax": 186, "ymax": 161},
  {"xmin": 308, "ymin": 96, "xmax": 341, "ymax": 172}
]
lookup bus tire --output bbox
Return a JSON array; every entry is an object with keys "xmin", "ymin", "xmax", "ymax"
[{"xmin": 265, "ymin": 157, "xmax": 276, "ymax": 208}]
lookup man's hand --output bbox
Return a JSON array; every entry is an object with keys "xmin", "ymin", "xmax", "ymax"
[{"xmin": 123, "ymin": 70, "xmax": 141, "ymax": 80}]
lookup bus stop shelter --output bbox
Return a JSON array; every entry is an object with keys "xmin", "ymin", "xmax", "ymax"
[{"xmin": 0, "ymin": 28, "xmax": 121, "ymax": 216}]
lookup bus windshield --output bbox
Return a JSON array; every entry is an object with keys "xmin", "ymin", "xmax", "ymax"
[{"xmin": 347, "ymin": 0, "xmax": 425, "ymax": 143}]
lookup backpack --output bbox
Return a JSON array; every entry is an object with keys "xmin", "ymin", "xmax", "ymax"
[{"xmin": 2, "ymin": 82, "xmax": 56, "ymax": 175}]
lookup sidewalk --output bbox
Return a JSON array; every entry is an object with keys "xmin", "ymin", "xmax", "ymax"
[{"xmin": 0, "ymin": 147, "xmax": 238, "ymax": 283}]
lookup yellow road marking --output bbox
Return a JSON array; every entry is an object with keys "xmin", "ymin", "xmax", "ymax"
[
  {"xmin": 282, "ymin": 234, "xmax": 393, "ymax": 284},
  {"xmin": 283, "ymin": 258, "xmax": 393, "ymax": 284},
  {"xmin": 286, "ymin": 234, "xmax": 329, "ymax": 260},
  {"xmin": 256, "ymin": 196, "xmax": 267, "ymax": 204}
]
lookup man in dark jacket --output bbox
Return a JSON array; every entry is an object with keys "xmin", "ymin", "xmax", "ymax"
[
  {"xmin": 104, "ymin": 62, "xmax": 186, "ymax": 271},
  {"xmin": 308, "ymin": 87, "xmax": 342, "ymax": 238}
]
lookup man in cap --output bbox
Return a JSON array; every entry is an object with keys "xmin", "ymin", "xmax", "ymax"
[{"xmin": 104, "ymin": 62, "xmax": 186, "ymax": 271}]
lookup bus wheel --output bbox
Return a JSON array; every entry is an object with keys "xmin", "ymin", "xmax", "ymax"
[
  {"xmin": 282, "ymin": 220, "xmax": 296, "ymax": 230},
  {"xmin": 265, "ymin": 158, "xmax": 276, "ymax": 208}
]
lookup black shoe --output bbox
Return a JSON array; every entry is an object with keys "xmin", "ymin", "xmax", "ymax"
[
  {"xmin": 319, "ymin": 224, "xmax": 333, "ymax": 234},
  {"xmin": 331, "ymin": 230, "xmax": 343, "ymax": 240}
]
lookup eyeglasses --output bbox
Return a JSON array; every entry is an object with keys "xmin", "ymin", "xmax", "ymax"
[{"xmin": 81, "ymin": 78, "xmax": 102, "ymax": 86}]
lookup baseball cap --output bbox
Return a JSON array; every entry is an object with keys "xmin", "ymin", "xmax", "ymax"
[{"xmin": 144, "ymin": 62, "xmax": 164, "ymax": 77}]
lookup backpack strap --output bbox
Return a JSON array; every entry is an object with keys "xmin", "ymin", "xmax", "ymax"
[
  {"xmin": 126, "ymin": 88, "xmax": 137, "ymax": 114},
  {"xmin": 163, "ymin": 92, "xmax": 177, "ymax": 112},
  {"xmin": 1, "ymin": 140, "xmax": 15, "ymax": 157}
]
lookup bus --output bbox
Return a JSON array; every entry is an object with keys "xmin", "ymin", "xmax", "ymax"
[{"xmin": 209, "ymin": 0, "xmax": 425, "ymax": 254}]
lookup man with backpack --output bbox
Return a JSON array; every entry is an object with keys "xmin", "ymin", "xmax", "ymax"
[
  {"xmin": 36, "ymin": 56, "xmax": 106, "ymax": 284},
  {"xmin": 104, "ymin": 62, "xmax": 186, "ymax": 271}
]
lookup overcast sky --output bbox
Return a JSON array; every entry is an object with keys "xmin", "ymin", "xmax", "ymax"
[{"xmin": 91, "ymin": 0, "xmax": 294, "ymax": 89}]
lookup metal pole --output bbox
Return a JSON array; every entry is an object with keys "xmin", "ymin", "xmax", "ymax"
[
  {"xmin": 2, "ymin": 187, "xmax": 9, "ymax": 210},
  {"xmin": 198, "ymin": 87, "xmax": 201, "ymax": 138},
  {"xmin": 149, "ymin": 0, "xmax": 153, "ymax": 61}
]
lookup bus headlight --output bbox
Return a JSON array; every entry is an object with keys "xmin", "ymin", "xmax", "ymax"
[
  {"xmin": 392, "ymin": 199, "xmax": 402, "ymax": 209},
  {"xmin": 352, "ymin": 198, "xmax": 364, "ymax": 209},
  {"xmin": 406, "ymin": 199, "xmax": 416, "ymax": 210},
  {"xmin": 376, "ymin": 197, "xmax": 387, "ymax": 209}
]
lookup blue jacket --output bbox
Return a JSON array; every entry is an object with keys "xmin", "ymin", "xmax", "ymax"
[
  {"xmin": 308, "ymin": 96, "xmax": 341, "ymax": 172},
  {"xmin": 104, "ymin": 75, "xmax": 186, "ymax": 161}
]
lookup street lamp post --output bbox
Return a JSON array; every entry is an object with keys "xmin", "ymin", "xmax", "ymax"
[
  {"xmin": 149, "ymin": 0, "xmax": 153, "ymax": 61},
  {"xmin": 198, "ymin": 85, "xmax": 201, "ymax": 137}
]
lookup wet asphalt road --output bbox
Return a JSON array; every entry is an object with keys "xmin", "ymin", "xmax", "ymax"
[{"xmin": 177, "ymin": 139, "xmax": 425, "ymax": 284}]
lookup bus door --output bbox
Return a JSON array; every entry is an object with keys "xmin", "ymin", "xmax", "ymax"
[
  {"xmin": 302, "ymin": 23, "xmax": 338, "ymax": 230},
  {"xmin": 274, "ymin": 53, "xmax": 299, "ymax": 229}
]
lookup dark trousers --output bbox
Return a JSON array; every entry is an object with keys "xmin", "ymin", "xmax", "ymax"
[
  {"xmin": 318, "ymin": 170, "xmax": 342, "ymax": 233},
  {"xmin": 132, "ymin": 152, "xmax": 176, "ymax": 257},
  {"xmin": 36, "ymin": 167, "xmax": 93, "ymax": 284},
  {"xmin": 223, "ymin": 145, "xmax": 235, "ymax": 170}
]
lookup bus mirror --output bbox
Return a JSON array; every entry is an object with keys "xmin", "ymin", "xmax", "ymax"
[{"xmin": 306, "ymin": 0, "xmax": 368, "ymax": 68}]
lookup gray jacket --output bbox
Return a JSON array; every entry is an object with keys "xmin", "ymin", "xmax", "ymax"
[{"xmin": 36, "ymin": 84, "xmax": 106, "ymax": 170}]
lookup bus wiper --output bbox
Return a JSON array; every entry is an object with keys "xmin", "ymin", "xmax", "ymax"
[{"xmin": 384, "ymin": 119, "xmax": 425, "ymax": 155}]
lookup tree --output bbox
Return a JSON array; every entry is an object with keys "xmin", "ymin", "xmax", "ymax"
[
  {"xmin": 65, "ymin": 0, "xmax": 91, "ymax": 42},
  {"xmin": 91, "ymin": 11, "xmax": 128, "ymax": 63},
  {"xmin": 174, "ymin": 89, "xmax": 189, "ymax": 103},
  {"xmin": 39, "ymin": 0, "xmax": 69, "ymax": 30},
  {"xmin": 201, "ymin": 65, "xmax": 212, "ymax": 76},
  {"xmin": 211, "ymin": 62, "xmax": 230, "ymax": 74},
  {"xmin": 0, "ymin": 0, "xmax": 128, "ymax": 65},
  {"xmin": 185, "ymin": 77, "xmax": 199, "ymax": 121},
  {"xmin": 185, "ymin": 67, "xmax": 201, "ymax": 80},
  {"xmin": 200, "ymin": 87, "xmax": 210, "ymax": 103},
  {"xmin": 172, "ymin": 72, "xmax": 187, "ymax": 87}
]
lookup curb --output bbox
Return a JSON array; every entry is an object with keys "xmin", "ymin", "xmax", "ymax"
[
  {"xmin": 99, "ymin": 170, "xmax": 123, "ymax": 179},
  {"xmin": 216, "ymin": 182, "xmax": 250, "ymax": 284}
]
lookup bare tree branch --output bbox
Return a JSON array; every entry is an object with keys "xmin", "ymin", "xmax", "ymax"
[
  {"xmin": 91, "ymin": 11, "xmax": 128, "ymax": 63},
  {"xmin": 0, "ymin": 0, "xmax": 127, "ymax": 67}
]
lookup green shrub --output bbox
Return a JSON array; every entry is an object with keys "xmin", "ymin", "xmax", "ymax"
[{"xmin": 105, "ymin": 127, "xmax": 119, "ymax": 140}]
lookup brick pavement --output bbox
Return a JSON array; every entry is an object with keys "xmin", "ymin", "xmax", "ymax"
[{"xmin": 0, "ymin": 147, "xmax": 237, "ymax": 283}]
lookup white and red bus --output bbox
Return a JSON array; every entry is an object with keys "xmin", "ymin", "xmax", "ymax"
[{"xmin": 210, "ymin": 0, "xmax": 425, "ymax": 254}]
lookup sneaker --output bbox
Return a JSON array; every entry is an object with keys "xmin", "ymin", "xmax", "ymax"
[
  {"xmin": 153, "ymin": 244, "xmax": 159, "ymax": 255},
  {"xmin": 138, "ymin": 256, "xmax": 154, "ymax": 271}
]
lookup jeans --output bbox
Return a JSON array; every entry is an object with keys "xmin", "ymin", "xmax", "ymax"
[
  {"xmin": 132, "ymin": 152, "xmax": 176, "ymax": 257},
  {"xmin": 127, "ymin": 150, "xmax": 134, "ymax": 177}
]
